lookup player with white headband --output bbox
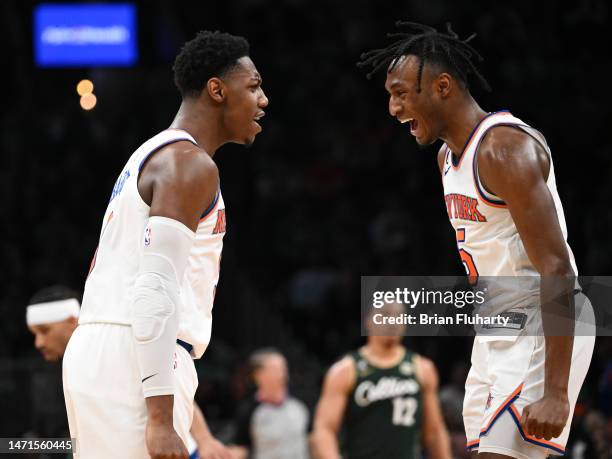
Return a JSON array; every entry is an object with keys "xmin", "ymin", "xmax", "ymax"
[
  {"xmin": 26, "ymin": 285, "xmax": 80, "ymax": 362},
  {"xmin": 26, "ymin": 285, "xmax": 230, "ymax": 459}
]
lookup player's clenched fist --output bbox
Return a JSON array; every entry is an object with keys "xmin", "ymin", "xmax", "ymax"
[
  {"xmin": 520, "ymin": 395, "xmax": 569, "ymax": 440},
  {"xmin": 146, "ymin": 421, "xmax": 189, "ymax": 459}
]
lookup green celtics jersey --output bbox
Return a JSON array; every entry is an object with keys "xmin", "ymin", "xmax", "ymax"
[{"xmin": 344, "ymin": 348, "xmax": 422, "ymax": 459}]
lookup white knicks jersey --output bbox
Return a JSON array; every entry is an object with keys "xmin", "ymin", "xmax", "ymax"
[
  {"xmin": 80, "ymin": 129, "xmax": 226, "ymax": 358},
  {"xmin": 441, "ymin": 111, "xmax": 577, "ymax": 313}
]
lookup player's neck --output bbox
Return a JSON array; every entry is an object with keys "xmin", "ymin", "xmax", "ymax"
[
  {"xmin": 256, "ymin": 386, "xmax": 286, "ymax": 405},
  {"xmin": 169, "ymin": 100, "xmax": 226, "ymax": 157},
  {"xmin": 441, "ymin": 97, "xmax": 488, "ymax": 156},
  {"xmin": 363, "ymin": 342, "xmax": 405, "ymax": 366}
]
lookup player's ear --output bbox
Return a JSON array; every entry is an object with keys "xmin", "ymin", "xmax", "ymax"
[
  {"xmin": 436, "ymin": 73, "xmax": 452, "ymax": 98},
  {"xmin": 206, "ymin": 77, "xmax": 226, "ymax": 103}
]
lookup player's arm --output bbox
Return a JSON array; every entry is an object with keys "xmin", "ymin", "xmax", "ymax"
[
  {"xmin": 136, "ymin": 143, "xmax": 219, "ymax": 458},
  {"xmin": 191, "ymin": 401, "xmax": 232, "ymax": 459},
  {"xmin": 415, "ymin": 355, "xmax": 452, "ymax": 459},
  {"xmin": 478, "ymin": 127, "xmax": 575, "ymax": 441},
  {"xmin": 310, "ymin": 356, "xmax": 355, "ymax": 459}
]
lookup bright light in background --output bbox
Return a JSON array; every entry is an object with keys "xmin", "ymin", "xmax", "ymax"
[
  {"xmin": 76, "ymin": 78, "xmax": 97, "ymax": 110},
  {"xmin": 76, "ymin": 79, "xmax": 94, "ymax": 96},
  {"xmin": 80, "ymin": 93, "xmax": 97, "ymax": 110}
]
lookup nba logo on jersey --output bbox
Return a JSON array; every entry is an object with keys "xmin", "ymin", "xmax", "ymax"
[{"xmin": 144, "ymin": 227, "xmax": 151, "ymax": 246}]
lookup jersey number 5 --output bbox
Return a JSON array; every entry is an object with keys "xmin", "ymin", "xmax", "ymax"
[{"xmin": 457, "ymin": 228, "xmax": 479, "ymax": 284}]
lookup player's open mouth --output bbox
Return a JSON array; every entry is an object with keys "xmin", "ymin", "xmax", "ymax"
[
  {"xmin": 401, "ymin": 117, "xmax": 419, "ymax": 135},
  {"xmin": 253, "ymin": 112, "xmax": 265, "ymax": 130}
]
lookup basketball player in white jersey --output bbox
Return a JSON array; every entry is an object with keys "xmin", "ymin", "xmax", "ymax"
[
  {"xmin": 63, "ymin": 30, "xmax": 268, "ymax": 459},
  {"xmin": 27, "ymin": 287, "xmax": 231, "ymax": 459},
  {"xmin": 358, "ymin": 22, "xmax": 595, "ymax": 458}
]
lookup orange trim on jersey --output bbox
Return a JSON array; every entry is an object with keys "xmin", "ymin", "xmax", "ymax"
[
  {"xmin": 199, "ymin": 191, "xmax": 220, "ymax": 222},
  {"xmin": 452, "ymin": 111, "xmax": 513, "ymax": 171},
  {"xmin": 450, "ymin": 149, "xmax": 465, "ymax": 170},
  {"xmin": 472, "ymin": 145, "xmax": 508, "ymax": 209},
  {"xmin": 469, "ymin": 114, "xmax": 514, "ymax": 208},
  {"xmin": 88, "ymin": 246, "xmax": 98, "ymax": 276},
  {"xmin": 480, "ymin": 383, "xmax": 523, "ymax": 435},
  {"xmin": 471, "ymin": 169, "xmax": 508, "ymax": 209},
  {"xmin": 508, "ymin": 404, "xmax": 566, "ymax": 453},
  {"xmin": 466, "ymin": 439, "xmax": 479, "ymax": 449}
]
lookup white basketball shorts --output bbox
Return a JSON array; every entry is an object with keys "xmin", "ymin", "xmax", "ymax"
[
  {"xmin": 463, "ymin": 297, "xmax": 595, "ymax": 458},
  {"xmin": 62, "ymin": 323, "xmax": 198, "ymax": 458}
]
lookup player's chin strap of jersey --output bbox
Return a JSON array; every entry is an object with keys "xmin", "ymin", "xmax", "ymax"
[{"xmin": 132, "ymin": 216, "xmax": 195, "ymax": 398}]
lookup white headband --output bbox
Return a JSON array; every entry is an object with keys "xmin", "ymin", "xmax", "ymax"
[{"xmin": 26, "ymin": 298, "xmax": 80, "ymax": 326}]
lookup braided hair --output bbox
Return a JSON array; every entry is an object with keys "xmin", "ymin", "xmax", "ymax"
[{"xmin": 357, "ymin": 21, "xmax": 490, "ymax": 93}]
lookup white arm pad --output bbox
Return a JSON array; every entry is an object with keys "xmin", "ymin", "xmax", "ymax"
[{"xmin": 132, "ymin": 216, "xmax": 195, "ymax": 398}]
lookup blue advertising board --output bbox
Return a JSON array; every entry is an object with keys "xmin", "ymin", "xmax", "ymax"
[{"xmin": 34, "ymin": 3, "xmax": 137, "ymax": 67}]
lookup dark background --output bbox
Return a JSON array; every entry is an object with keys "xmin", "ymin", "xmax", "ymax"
[{"xmin": 1, "ymin": 0, "xmax": 611, "ymax": 457}]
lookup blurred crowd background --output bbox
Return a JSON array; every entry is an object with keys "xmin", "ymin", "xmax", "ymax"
[{"xmin": 1, "ymin": 0, "xmax": 611, "ymax": 457}]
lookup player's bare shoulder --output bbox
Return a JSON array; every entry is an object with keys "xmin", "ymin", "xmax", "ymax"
[
  {"xmin": 476, "ymin": 125, "xmax": 551, "ymax": 200},
  {"xmin": 138, "ymin": 140, "xmax": 219, "ymax": 229},
  {"xmin": 144, "ymin": 141, "xmax": 218, "ymax": 189},
  {"xmin": 171, "ymin": 142, "xmax": 218, "ymax": 190},
  {"xmin": 324, "ymin": 355, "xmax": 357, "ymax": 393},
  {"xmin": 478, "ymin": 126, "xmax": 549, "ymax": 179},
  {"xmin": 139, "ymin": 141, "xmax": 218, "ymax": 203},
  {"xmin": 414, "ymin": 354, "xmax": 439, "ymax": 391}
]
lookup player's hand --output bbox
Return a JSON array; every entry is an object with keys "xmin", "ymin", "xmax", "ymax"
[
  {"xmin": 520, "ymin": 394, "xmax": 569, "ymax": 440},
  {"xmin": 197, "ymin": 436, "xmax": 232, "ymax": 459},
  {"xmin": 146, "ymin": 420, "xmax": 190, "ymax": 459}
]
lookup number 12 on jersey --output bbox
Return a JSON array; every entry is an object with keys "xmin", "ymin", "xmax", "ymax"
[{"xmin": 392, "ymin": 396, "xmax": 418, "ymax": 426}]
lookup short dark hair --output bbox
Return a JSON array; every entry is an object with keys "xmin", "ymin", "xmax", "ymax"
[
  {"xmin": 358, "ymin": 21, "xmax": 490, "ymax": 93},
  {"xmin": 28, "ymin": 285, "xmax": 80, "ymax": 306},
  {"xmin": 249, "ymin": 347, "xmax": 282, "ymax": 374},
  {"xmin": 173, "ymin": 30, "xmax": 250, "ymax": 98}
]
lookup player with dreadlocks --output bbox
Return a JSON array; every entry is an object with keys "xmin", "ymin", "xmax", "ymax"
[{"xmin": 358, "ymin": 22, "xmax": 595, "ymax": 459}]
